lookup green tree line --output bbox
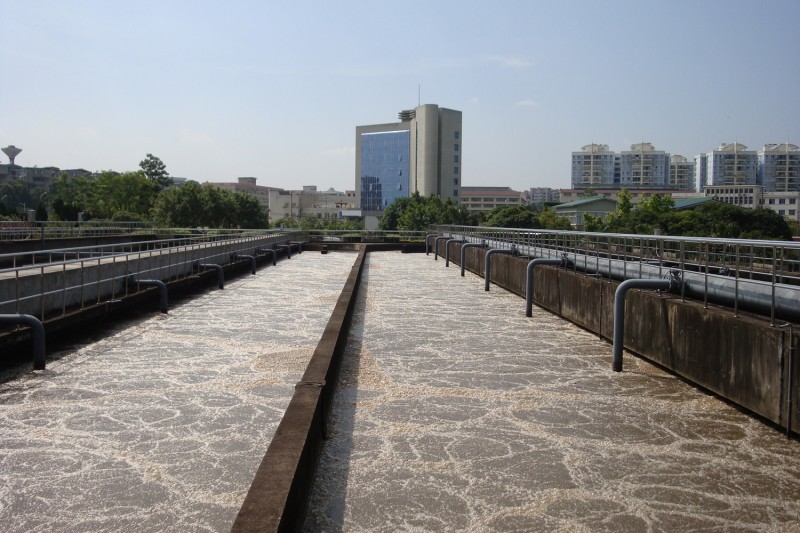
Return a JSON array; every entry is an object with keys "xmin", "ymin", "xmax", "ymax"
[
  {"xmin": 378, "ymin": 192, "xmax": 571, "ymax": 231},
  {"xmin": 1, "ymin": 155, "xmax": 269, "ymax": 228},
  {"xmin": 583, "ymin": 189, "xmax": 793, "ymax": 240}
]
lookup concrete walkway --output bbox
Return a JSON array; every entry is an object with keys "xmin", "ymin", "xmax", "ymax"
[{"xmin": 306, "ymin": 252, "xmax": 800, "ymax": 532}]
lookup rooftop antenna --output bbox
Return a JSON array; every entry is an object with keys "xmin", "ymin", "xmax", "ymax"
[{"xmin": 2, "ymin": 145, "xmax": 22, "ymax": 165}]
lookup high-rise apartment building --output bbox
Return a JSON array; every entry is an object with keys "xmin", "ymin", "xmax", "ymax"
[
  {"xmin": 355, "ymin": 104, "xmax": 462, "ymax": 212},
  {"xmin": 669, "ymin": 155, "xmax": 696, "ymax": 191},
  {"xmin": 570, "ymin": 144, "xmax": 617, "ymax": 188},
  {"xmin": 694, "ymin": 153, "xmax": 708, "ymax": 192},
  {"xmin": 704, "ymin": 143, "xmax": 758, "ymax": 186},
  {"xmin": 619, "ymin": 143, "xmax": 670, "ymax": 188},
  {"xmin": 758, "ymin": 143, "xmax": 799, "ymax": 192}
]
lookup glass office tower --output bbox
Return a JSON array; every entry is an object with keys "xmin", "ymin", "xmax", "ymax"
[{"xmin": 359, "ymin": 130, "xmax": 410, "ymax": 211}]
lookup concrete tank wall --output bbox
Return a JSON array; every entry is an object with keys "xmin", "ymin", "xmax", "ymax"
[
  {"xmin": 0, "ymin": 236, "xmax": 288, "ymax": 317},
  {"xmin": 445, "ymin": 241, "xmax": 799, "ymax": 435}
]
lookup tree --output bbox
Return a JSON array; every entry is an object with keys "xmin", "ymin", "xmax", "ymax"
[
  {"xmin": 481, "ymin": 205, "xmax": 539, "ymax": 228},
  {"xmin": 379, "ymin": 192, "xmax": 474, "ymax": 231},
  {"xmin": 73, "ymin": 171, "xmax": 160, "ymax": 220},
  {"xmin": 151, "ymin": 182, "xmax": 268, "ymax": 228},
  {"xmin": 139, "ymin": 153, "xmax": 173, "ymax": 189},
  {"xmin": 538, "ymin": 207, "xmax": 572, "ymax": 230}
]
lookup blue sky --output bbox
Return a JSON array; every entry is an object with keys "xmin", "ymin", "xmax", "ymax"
[{"xmin": 2, "ymin": 0, "xmax": 798, "ymax": 191}]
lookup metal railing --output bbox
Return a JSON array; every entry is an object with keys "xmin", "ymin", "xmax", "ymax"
[
  {"xmin": 304, "ymin": 229, "xmax": 427, "ymax": 242},
  {"xmin": 432, "ymin": 225, "xmax": 800, "ymax": 324},
  {"xmin": 0, "ymin": 220, "xmax": 158, "ymax": 242},
  {"xmin": 0, "ymin": 230, "xmax": 304, "ymax": 324}
]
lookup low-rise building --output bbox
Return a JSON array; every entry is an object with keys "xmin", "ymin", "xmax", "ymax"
[
  {"xmin": 267, "ymin": 186, "xmax": 355, "ymax": 222},
  {"xmin": 206, "ymin": 177, "xmax": 278, "ymax": 212},
  {"xmin": 552, "ymin": 196, "xmax": 618, "ymax": 229},
  {"xmin": 558, "ymin": 188, "xmax": 687, "ymax": 204},
  {"xmin": 703, "ymin": 184, "xmax": 800, "ymax": 222},
  {"xmin": 459, "ymin": 186, "xmax": 526, "ymax": 213}
]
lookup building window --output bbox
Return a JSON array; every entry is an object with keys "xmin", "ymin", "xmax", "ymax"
[
  {"xmin": 454, "ymin": 155, "xmax": 459, "ymax": 163},
  {"xmin": 454, "ymin": 167, "xmax": 459, "ymax": 174},
  {"xmin": 454, "ymin": 131, "xmax": 459, "ymax": 140},
  {"xmin": 454, "ymin": 143, "xmax": 459, "ymax": 151},
  {"xmin": 454, "ymin": 178, "xmax": 459, "ymax": 185},
  {"xmin": 453, "ymin": 189, "xmax": 458, "ymax": 196}
]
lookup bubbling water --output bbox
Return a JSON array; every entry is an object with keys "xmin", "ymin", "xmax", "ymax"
[
  {"xmin": 306, "ymin": 252, "xmax": 800, "ymax": 532},
  {"xmin": 0, "ymin": 251, "xmax": 357, "ymax": 533}
]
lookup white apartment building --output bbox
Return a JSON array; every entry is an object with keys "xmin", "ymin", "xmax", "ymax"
[
  {"xmin": 669, "ymin": 155, "xmax": 696, "ymax": 191},
  {"xmin": 619, "ymin": 143, "xmax": 670, "ymax": 188},
  {"xmin": 527, "ymin": 187, "xmax": 560, "ymax": 206},
  {"xmin": 759, "ymin": 143, "xmax": 799, "ymax": 192},
  {"xmin": 694, "ymin": 153, "xmax": 708, "ymax": 192},
  {"xmin": 704, "ymin": 143, "xmax": 759, "ymax": 186},
  {"xmin": 570, "ymin": 144, "xmax": 617, "ymax": 188}
]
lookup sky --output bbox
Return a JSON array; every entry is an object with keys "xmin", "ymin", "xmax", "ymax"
[{"xmin": 1, "ymin": 0, "xmax": 799, "ymax": 192}]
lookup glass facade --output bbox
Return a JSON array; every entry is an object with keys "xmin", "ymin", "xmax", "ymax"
[{"xmin": 360, "ymin": 130, "xmax": 410, "ymax": 211}]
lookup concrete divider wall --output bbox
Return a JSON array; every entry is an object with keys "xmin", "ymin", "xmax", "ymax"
[
  {"xmin": 453, "ymin": 242, "xmax": 798, "ymax": 434},
  {"xmin": 232, "ymin": 247, "xmax": 367, "ymax": 533}
]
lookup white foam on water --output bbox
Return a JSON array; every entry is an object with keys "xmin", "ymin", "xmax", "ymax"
[
  {"xmin": 0, "ymin": 251, "xmax": 357, "ymax": 533},
  {"xmin": 306, "ymin": 252, "xmax": 800, "ymax": 532}
]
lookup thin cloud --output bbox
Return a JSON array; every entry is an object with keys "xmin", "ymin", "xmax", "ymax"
[
  {"xmin": 481, "ymin": 55, "xmax": 533, "ymax": 68},
  {"xmin": 514, "ymin": 100, "xmax": 541, "ymax": 108}
]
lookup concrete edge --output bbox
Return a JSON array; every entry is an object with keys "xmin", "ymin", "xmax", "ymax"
[{"xmin": 231, "ymin": 246, "xmax": 368, "ymax": 533}]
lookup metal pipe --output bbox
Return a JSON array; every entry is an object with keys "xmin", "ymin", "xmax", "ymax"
[
  {"xmin": 460, "ymin": 243, "xmax": 484, "ymax": 277},
  {"xmin": 525, "ymin": 259, "xmax": 563, "ymax": 317},
  {"xmin": 239, "ymin": 254, "xmax": 256, "ymax": 275},
  {"xmin": 200, "ymin": 264, "xmax": 224, "ymax": 289},
  {"xmin": 612, "ymin": 277, "xmax": 678, "ymax": 372},
  {"xmin": 444, "ymin": 239, "xmax": 466, "ymax": 267},
  {"xmin": 787, "ymin": 324, "xmax": 795, "ymax": 437},
  {"xmin": 433, "ymin": 235, "xmax": 449, "ymax": 261},
  {"xmin": 135, "ymin": 279, "xmax": 169, "ymax": 313},
  {"xmin": 485, "ymin": 249, "xmax": 513, "ymax": 291},
  {"xmin": 425, "ymin": 233, "xmax": 441, "ymax": 255},
  {"xmin": 276, "ymin": 244, "xmax": 292, "ymax": 259},
  {"xmin": 257, "ymin": 248, "xmax": 277, "ymax": 266},
  {"xmin": 0, "ymin": 314, "xmax": 45, "ymax": 370},
  {"xmin": 465, "ymin": 237, "xmax": 800, "ymax": 323}
]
